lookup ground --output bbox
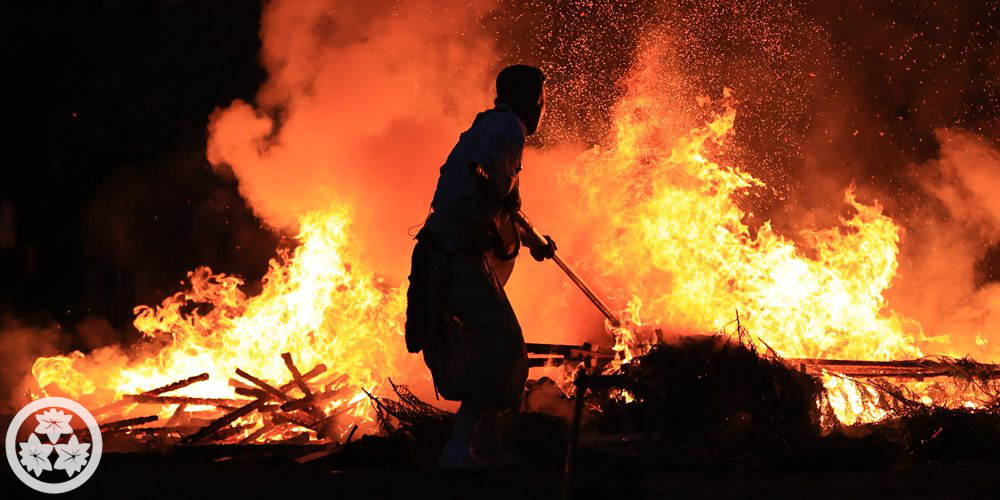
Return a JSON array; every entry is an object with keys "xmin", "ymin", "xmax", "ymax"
[{"xmin": 4, "ymin": 444, "xmax": 1000, "ymax": 499}]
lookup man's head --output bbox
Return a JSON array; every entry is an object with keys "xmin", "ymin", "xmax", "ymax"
[{"xmin": 495, "ymin": 65, "xmax": 546, "ymax": 136}]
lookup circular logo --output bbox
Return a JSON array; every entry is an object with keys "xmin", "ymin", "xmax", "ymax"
[{"xmin": 6, "ymin": 397, "xmax": 103, "ymax": 494}]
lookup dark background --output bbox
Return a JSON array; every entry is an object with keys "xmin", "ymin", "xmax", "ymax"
[{"xmin": 1, "ymin": 0, "xmax": 276, "ymax": 345}]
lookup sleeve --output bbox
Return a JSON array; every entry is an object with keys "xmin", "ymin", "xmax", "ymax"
[{"xmin": 468, "ymin": 114, "xmax": 525, "ymax": 198}]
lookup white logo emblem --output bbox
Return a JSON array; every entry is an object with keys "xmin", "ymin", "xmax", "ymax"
[{"xmin": 6, "ymin": 397, "xmax": 103, "ymax": 494}]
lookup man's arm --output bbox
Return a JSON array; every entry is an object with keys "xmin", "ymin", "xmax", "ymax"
[
  {"xmin": 467, "ymin": 162, "xmax": 555, "ymax": 261},
  {"xmin": 467, "ymin": 113, "xmax": 524, "ymax": 198}
]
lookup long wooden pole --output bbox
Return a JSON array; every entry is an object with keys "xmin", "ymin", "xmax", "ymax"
[
  {"xmin": 466, "ymin": 162, "xmax": 622, "ymax": 327},
  {"xmin": 511, "ymin": 210, "xmax": 623, "ymax": 327}
]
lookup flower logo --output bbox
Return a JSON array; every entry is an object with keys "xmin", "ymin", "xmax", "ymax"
[
  {"xmin": 18, "ymin": 433, "xmax": 53, "ymax": 477},
  {"xmin": 54, "ymin": 434, "xmax": 91, "ymax": 477},
  {"xmin": 5, "ymin": 397, "xmax": 103, "ymax": 494},
  {"xmin": 34, "ymin": 408, "xmax": 74, "ymax": 444}
]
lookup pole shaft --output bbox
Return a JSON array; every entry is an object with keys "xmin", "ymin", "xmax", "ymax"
[{"xmin": 513, "ymin": 210, "xmax": 622, "ymax": 327}]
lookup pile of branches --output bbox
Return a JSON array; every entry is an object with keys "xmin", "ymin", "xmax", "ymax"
[
  {"xmin": 574, "ymin": 330, "xmax": 1000, "ymax": 470},
  {"xmin": 88, "ymin": 352, "xmax": 361, "ymax": 451},
  {"xmin": 596, "ymin": 334, "xmax": 826, "ymax": 452},
  {"xmin": 367, "ymin": 380, "xmax": 452, "ymax": 441}
]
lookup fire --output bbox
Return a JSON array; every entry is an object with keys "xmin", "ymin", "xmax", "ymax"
[
  {"xmin": 25, "ymin": 41, "xmax": 978, "ymax": 433},
  {"xmin": 32, "ymin": 208, "xmax": 412, "ymax": 437},
  {"xmin": 566, "ymin": 50, "xmax": 922, "ymax": 425}
]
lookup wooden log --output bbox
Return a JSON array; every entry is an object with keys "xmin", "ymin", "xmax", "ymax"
[
  {"xmin": 786, "ymin": 358, "xmax": 1000, "ymax": 380},
  {"xmin": 281, "ymin": 353, "xmax": 313, "ymax": 397},
  {"xmin": 212, "ymin": 423, "xmax": 256, "ymax": 443},
  {"xmin": 235, "ymin": 387, "xmax": 270, "ymax": 400},
  {"xmin": 100, "ymin": 415, "xmax": 159, "ymax": 432},
  {"xmin": 309, "ymin": 399, "xmax": 362, "ymax": 439},
  {"xmin": 345, "ymin": 424, "xmax": 359, "ymax": 444},
  {"xmin": 271, "ymin": 413, "xmax": 320, "ymax": 433},
  {"xmin": 141, "ymin": 373, "xmax": 210, "ymax": 396},
  {"xmin": 280, "ymin": 394, "xmax": 316, "ymax": 413},
  {"xmin": 526, "ymin": 342, "xmax": 615, "ymax": 356},
  {"xmin": 283, "ymin": 433, "xmax": 311, "ymax": 445},
  {"xmin": 235, "ymin": 368, "xmax": 290, "ymax": 402},
  {"xmin": 229, "ymin": 378, "xmax": 255, "ymax": 391},
  {"xmin": 238, "ymin": 422, "xmax": 278, "ymax": 445},
  {"xmin": 278, "ymin": 364, "xmax": 327, "ymax": 392},
  {"xmin": 180, "ymin": 399, "xmax": 267, "ymax": 445},
  {"xmin": 125, "ymin": 394, "xmax": 248, "ymax": 407},
  {"xmin": 233, "ymin": 363, "xmax": 328, "ymax": 403},
  {"xmin": 280, "ymin": 386, "xmax": 352, "ymax": 412},
  {"xmin": 280, "ymin": 353, "xmax": 328, "ymax": 423},
  {"xmin": 90, "ymin": 399, "xmax": 129, "ymax": 418},
  {"xmin": 528, "ymin": 356, "xmax": 610, "ymax": 368},
  {"xmin": 252, "ymin": 422, "xmax": 288, "ymax": 444},
  {"xmin": 128, "ymin": 426, "xmax": 199, "ymax": 435}
]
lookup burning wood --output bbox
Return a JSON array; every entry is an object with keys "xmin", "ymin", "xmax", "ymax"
[
  {"xmin": 280, "ymin": 352, "xmax": 327, "ymax": 422},
  {"xmin": 271, "ymin": 413, "xmax": 320, "ymax": 433},
  {"xmin": 526, "ymin": 342, "xmax": 615, "ymax": 369},
  {"xmin": 235, "ymin": 368, "xmax": 291, "ymax": 402},
  {"xmin": 180, "ymin": 399, "xmax": 270, "ymax": 445},
  {"xmin": 125, "ymin": 394, "xmax": 248, "ymax": 407},
  {"xmin": 238, "ymin": 421, "xmax": 281, "ymax": 445},
  {"xmin": 100, "ymin": 415, "xmax": 160, "ymax": 433},
  {"xmin": 141, "ymin": 373, "xmax": 211, "ymax": 396},
  {"xmin": 281, "ymin": 352, "xmax": 313, "ymax": 397},
  {"xmin": 280, "ymin": 386, "xmax": 351, "ymax": 412},
  {"xmin": 787, "ymin": 357, "xmax": 1000, "ymax": 380},
  {"xmin": 86, "ymin": 354, "xmax": 358, "ymax": 450},
  {"xmin": 235, "ymin": 387, "xmax": 270, "ymax": 400}
]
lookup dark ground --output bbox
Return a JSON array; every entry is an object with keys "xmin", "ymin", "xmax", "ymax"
[{"xmin": 3, "ymin": 446, "xmax": 1000, "ymax": 499}]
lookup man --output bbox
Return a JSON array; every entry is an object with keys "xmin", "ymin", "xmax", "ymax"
[{"xmin": 405, "ymin": 64, "xmax": 555, "ymax": 470}]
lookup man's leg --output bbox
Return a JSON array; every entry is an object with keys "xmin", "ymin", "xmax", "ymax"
[
  {"xmin": 438, "ymin": 401, "xmax": 486, "ymax": 471},
  {"xmin": 446, "ymin": 252, "xmax": 527, "ymax": 408}
]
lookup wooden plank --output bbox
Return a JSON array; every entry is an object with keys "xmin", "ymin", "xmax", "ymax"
[
  {"xmin": 125, "ymin": 394, "xmax": 249, "ymax": 406},
  {"xmin": 180, "ymin": 399, "xmax": 267, "ymax": 445},
  {"xmin": 141, "ymin": 373, "xmax": 210, "ymax": 396},
  {"xmin": 235, "ymin": 368, "xmax": 290, "ymax": 402}
]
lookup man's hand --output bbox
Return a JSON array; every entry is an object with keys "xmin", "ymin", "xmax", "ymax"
[{"xmin": 530, "ymin": 235, "xmax": 557, "ymax": 261}]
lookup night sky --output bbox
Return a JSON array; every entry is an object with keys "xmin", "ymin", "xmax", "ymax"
[{"xmin": 3, "ymin": 1, "xmax": 275, "ymax": 344}]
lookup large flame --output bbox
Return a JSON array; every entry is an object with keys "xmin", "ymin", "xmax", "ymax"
[
  {"xmin": 564, "ymin": 51, "xmax": 922, "ymax": 425},
  {"xmin": 32, "ymin": 208, "xmax": 412, "ymax": 436},
  {"xmin": 29, "ymin": 43, "xmax": 979, "ymax": 432}
]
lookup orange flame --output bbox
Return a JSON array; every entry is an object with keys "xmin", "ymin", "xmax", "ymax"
[
  {"xmin": 29, "ymin": 43, "xmax": 982, "ymax": 432},
  {"xmin": 32, "ymin": 208, "xmax": 414, "ymax": 436},
  {"xmin": 565, "ymin": 52, "xmax": 921, "ymax": 425}
]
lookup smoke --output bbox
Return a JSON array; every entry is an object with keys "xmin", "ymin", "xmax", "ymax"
[
  {"xmin": 206, "ymin": 0, "xmax": 1000, "ymax": 357},
  {"xmin": 207, "ymin": 0, "xmax": 502, "ymax": 279},
  {"xmin": 887, "ymin": 129, "xmax": 1000, "ymax": 360},
  {"xmin": 0, "ymin": 318, "xmax": 65, "ymax": 412},
  {"xmin": 1, "ymin": 315, "xmax": 126, "ymax": 413},
  {"xmin": 205, "ymin": 0, "xmax": 639, "ymax": 345}
]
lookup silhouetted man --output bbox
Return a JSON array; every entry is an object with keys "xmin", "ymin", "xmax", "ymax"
[{"xmin": 406, "ymin": 64, "xmax": 555, "ymax": 470}]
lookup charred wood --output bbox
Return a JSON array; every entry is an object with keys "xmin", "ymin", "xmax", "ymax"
[
  {"xmin": 99, "ymin": 415, "xmax": 160, "ymax": 433},
  {"xmin": 141, "ymin": 373, "xmax": 210, "ymax": 396},
  {"xmin": 180, "ymin": 399, "xmax": 267, "ymax": 445}
]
